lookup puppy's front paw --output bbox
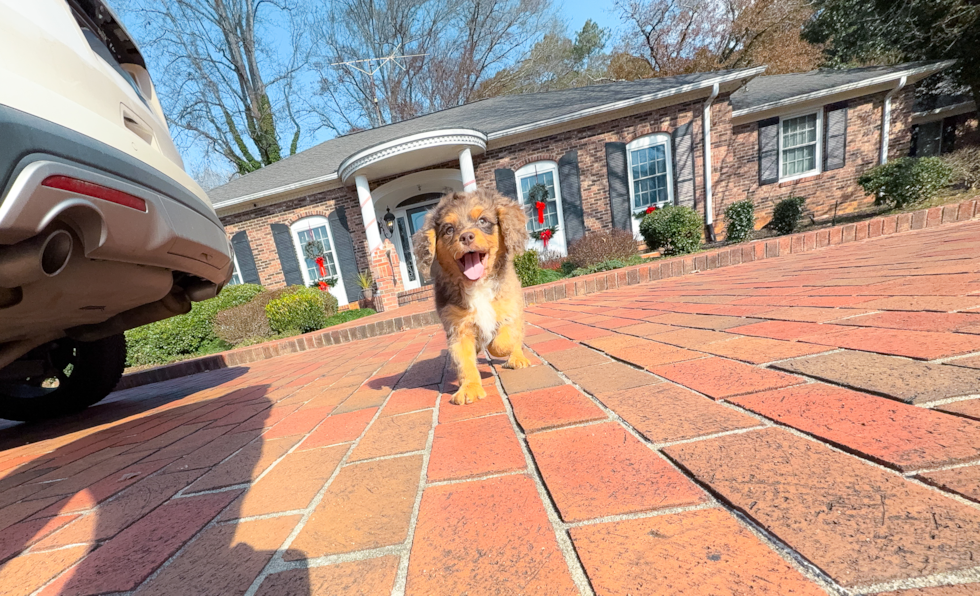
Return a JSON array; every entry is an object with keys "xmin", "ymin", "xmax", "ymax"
[
  {"xmin": 504, "ymin": 352, "xmax": 531, "ymax": 369},
  {"xmin": 451, "ymin": 383, "xmax": 486, "ymax": 405}
]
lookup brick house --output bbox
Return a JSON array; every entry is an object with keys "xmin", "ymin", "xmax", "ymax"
[{"xmin": 209, "ymin": 61, "xmax": 953, "ymax": 311}]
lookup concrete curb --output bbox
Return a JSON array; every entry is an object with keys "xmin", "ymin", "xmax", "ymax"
[{"xmin": 117, "ymin": 197, "xmax": 978, "ymax": 390}]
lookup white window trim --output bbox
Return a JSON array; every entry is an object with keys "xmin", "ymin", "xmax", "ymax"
[
  {"xmin": 227, "ymin": 250, "xmax": 244, "ymax": 286},
  {"xmin": 289, "ymin": 215, "xmax": 348, "ymax": 306},
  {"xmin": 626, "ymin": 133, "xmax": 674, "ymax": 211},
  {"xmin": 515, "ymin": 161, "xmax": 567, "ymax": 254},
  {"xmin": 778, "ymin": 109, "xmax": 823, "ymax": 182}
]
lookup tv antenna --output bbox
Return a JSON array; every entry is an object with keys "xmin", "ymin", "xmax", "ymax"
[{"xmin": 331, "ymin": 43, "xmax": 427, "ymax": 126}]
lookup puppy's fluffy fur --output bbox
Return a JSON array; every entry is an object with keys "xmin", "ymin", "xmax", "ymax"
[{"xmin": 413, "ymin": 189, "xmax": 530, "ymax": 405}]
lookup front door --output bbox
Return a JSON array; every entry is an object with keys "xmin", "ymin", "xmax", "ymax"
[{"xmin": 391, "ymin": 194, "xmax": 441, "ymax": 291}]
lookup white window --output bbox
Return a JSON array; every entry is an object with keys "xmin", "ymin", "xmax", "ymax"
[
  {"xmin": 627, "ymin": 134, "xmax": 674, "ymax": 211},
  {"xmin": 516, "ymin": 161, "xmax": 567, "ymax": 254},
  {"xmin": 227, "ymin": 251, "xmax": 243, "ymax": 286},
  {"xmin": 779, "ymin": 112, "xmax": 822, "ymax": 180},
  {"xmin": 289, "ymin": 216, "xmax": 348, "ymax": 305}
]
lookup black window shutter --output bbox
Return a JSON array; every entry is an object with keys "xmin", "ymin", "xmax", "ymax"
[
  {"xmin": 557, "ymin": 150, "xmax": 586, "ymax": 245},
  {"xmin": 605, "ymin": 142, "xmax": 631, "ymax": 231},
  {"xmin": 758, "ymin": 117, "xmax": 780, "ymax": 185},
  {"xmin": 327, "ymin": 207, "xmax": 362, "ymax": 304},
  {"xmin": 672, "ymin": 122, "xmax": 696, "ymax": 208},
  {"xmin": 941, "ymin": 118, "xmax": 957, "ymax": 154},
  {"xmin": 494, "ymin": 168, "xmax": 518, "ymax": 201},
  {"xmin": 824, "ymin": 104, "xmax": 848, "ymax": 171},
  {"xmin": 230, "ymin": 230, "xmax": 261, "ymax": 285},
  {"xmin": 270, "ymin": 223, "xmax": 304, "ymax": 287}
]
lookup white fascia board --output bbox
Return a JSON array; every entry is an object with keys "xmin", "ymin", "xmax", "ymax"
[
  {"xmin": 211, "ymin": 172, "xmax": 340, "ymax": 212},
  {"xmin": 912, "ymin": 100, "xmax": 977, "ymax": 123},
  {"xmin": 489, "ymin": 66, "xmax": 767, "ymax": 141},
  {"xmin": 732, "ymin": 61, "xmax": 957, "ymax": 120}
]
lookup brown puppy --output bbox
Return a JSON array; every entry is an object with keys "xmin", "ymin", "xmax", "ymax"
[{"xmin": 413, "ymin": 189, "xmax": 531, "ymax": 405}]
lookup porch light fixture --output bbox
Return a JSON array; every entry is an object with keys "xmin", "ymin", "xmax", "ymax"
[{"xmin": 382, "ymin": 207, "xmax": 396, "ymax": 239}]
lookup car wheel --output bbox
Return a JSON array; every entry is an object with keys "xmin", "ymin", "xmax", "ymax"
[{"xmin": 0, "ymin": 335, "xmax": 126, "ymax": 422}]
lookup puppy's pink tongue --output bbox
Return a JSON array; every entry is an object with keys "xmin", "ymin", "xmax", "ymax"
[{"xmin": 462, "ymin": 252, "xmax": 484, "ymax": 281}]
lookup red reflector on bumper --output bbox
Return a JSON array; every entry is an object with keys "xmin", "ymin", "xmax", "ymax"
[{"xmin": 42, "ymin": 175, "xmax": 147, "ymax": 212}]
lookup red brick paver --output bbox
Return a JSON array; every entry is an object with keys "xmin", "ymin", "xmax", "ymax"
[
  {"xmin": 571, "ymin": 508, "xmax": 827, "ymax": 596},
  {"xmin": 406, "ymin": 474, "xmax": 578, "ymax": 595},
  {"xmin": 2, "ymin": 220, "xmax": 980, "ymax": 595}
]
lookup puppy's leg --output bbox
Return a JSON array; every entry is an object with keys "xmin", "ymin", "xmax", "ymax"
[
  {"xmin": 449, "ymin": 328, "xmax": 486, "ymax": 405},
  {"xmin": 488, "ymin": 322, "xmax": 530, "ymax": 369}
]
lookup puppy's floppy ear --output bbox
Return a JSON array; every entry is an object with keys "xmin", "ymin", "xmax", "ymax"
[
  {"xmin": 412, "ymin": 211, "xmax": 437, "ymax": 272},
  {"xmin": 494, "ymin": 192, "xmax": 529, "ymax": 256}
]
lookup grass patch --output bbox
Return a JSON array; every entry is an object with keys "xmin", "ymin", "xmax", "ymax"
[{"xmin": 323, "ymin": 308, "xmax": 377, "ymax": 327}]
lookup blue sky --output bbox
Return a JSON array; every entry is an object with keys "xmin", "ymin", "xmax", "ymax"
[
  {"xmin": 564, "ymin": 0, "xmax": 622, "ymax": 35},
  {"xmin": 120, "ymin": 0, "xmax": 627, "ymax": 182}
]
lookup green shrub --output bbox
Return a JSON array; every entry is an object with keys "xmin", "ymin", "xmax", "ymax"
[
  {"xmin": 265, "ymin": 287, "xmax": 338, "ymax": 334},
  {"xmin": 858, "ymin": 157, "xmax": 954, "ymax": 208},
  {"xmin": 568, "ymin": 255, "xmax": 644, "ymax": 277},
  {"xmin": 944, "ymin": 146, "xmax": 980, "ymax": 190},
  {"xmin": 723, "ymin": 199, "xmax": 755, "ymax": 243},
  {"xmin": 566, "ymin": 229, "xmax": 638, "ymax": 268},
  {"xmin": 212, "ymin": 286, "xmax": 302, "ymax": 345},
  {"xmin": 536, "ymin": 268, "xmax": 565, "ymax": 284},
  {"xmin": 639, "ymin": 205, "xmax": 703, "ymax": 256},
  {"xmin": 125, "ymin": 283, "xmax": 264, "ymax": 367},
  {"xmin": 771, "ymin": 196, "xmax": 807, "ymax": 235},
  {"xmin": 514, "ymin": 249, "xmax": 540, "ymax": 287}
]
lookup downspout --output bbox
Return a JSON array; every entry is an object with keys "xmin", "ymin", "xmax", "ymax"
[
  {"xmin": 703, "ymin": 82, "xmax": 720, "ymax": 241},
  {"xmin": 881, "ymin": 76, "xmax": 907, "ymax": 165}
]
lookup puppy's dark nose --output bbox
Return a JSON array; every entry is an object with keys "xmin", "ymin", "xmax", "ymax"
[{"xmin": 459, "ymin": 231, "xmax": 475, "ymax": 245}]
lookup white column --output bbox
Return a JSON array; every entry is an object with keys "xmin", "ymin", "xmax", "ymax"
[
  {"xmin": 459, "ymin": 148, "xmax": 477, "ymax": 192},
  {"xmin": 355, "ymin": 174, "xmax": 383, "ymax": 253}
]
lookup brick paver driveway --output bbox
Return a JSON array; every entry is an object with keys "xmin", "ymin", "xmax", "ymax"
[{"xmin": 3, "ymin": 220, "xmax": 980, "ymax": 596}]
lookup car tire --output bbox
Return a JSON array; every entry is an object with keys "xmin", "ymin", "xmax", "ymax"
[{"xmin": 0, "ymin": 334, "xmax": 126, "ymax": 422}]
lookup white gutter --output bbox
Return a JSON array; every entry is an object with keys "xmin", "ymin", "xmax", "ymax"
[
  {"xmin": 912, "ymin": 100, "xmax": 976, "ymax": 124},
  {"xmin": 881, "ymin": 75, "xmax": 907, "ymax": 165},
  {"xmin": 211, "ymin": 172, "xmax": 339, "ymax": 211},
  {"xmin": 703, "ymin": 82, "xmax": 719, "ymax": 235},
  {"xmin": 488, "ymin": 66, "xmax": 767, "ymax": 141},
  {"xmin": 732, "ymin": 61, "xmax": 955, "ymax": 119}
]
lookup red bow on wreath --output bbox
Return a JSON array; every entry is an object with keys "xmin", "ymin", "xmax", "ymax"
[
  {"xmin": 646, "ymin": 205, "xmax": 657, "ymax": 214},
  {"xmin": 539, "ymin": 228, "xmax": 553, "ymax": 249},
  {"xmin": 535, "ymin": 201, "xmax": 546, "ymax": 224},
  {"xmin": 315, "ymin": 255, "xmax": 327, "ymax": 278}
]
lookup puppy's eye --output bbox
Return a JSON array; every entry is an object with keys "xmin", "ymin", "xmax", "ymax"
[
  {"xmin": 443, "ymin": 225, "xmax": 454, "ymax": 237},
  {"xmin": 478, "ymin": 217, "xmax": 490, "ymax": 227}
]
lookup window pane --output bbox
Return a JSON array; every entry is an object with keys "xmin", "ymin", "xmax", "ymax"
[
  {"xmin": 630, "ymin": 144, "xmax": 668, "ymax": 208},
  {"xmin": 782, "ymin": 114, "xmax": 817, "ymax": 149},
  {"xmin": 780, "ymin": 114, "xmax": 818, "ymax": 177},
  {"xmin": 296, "ymin": 225, "xmax": 338, "ymax": 282},
  {"xmin": 917, "ymin": 121, "xmax": 942, "ymax": 156},
  {"xmin": 519, "ymin": 169, "xmax": 559, "ymax": 231}
]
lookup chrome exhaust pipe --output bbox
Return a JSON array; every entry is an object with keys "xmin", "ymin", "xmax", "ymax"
[{"xmin": 0, "ymin": 230, "xmax": 73, "ymax": 288}]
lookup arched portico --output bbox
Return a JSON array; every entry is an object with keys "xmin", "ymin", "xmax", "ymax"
[{"xmin": 370, "ymin": 169, "xmax": 463, "ymax": 291}]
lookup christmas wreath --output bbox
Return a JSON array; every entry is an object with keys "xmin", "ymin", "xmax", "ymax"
[
  {"xmin": 530, "ymin": 225, "xmax": 559, "ymax": 249},
  {"xmin": 526, "ymin": 182, "xmax": 550, "ymax": 225},
  {"xmin": 303, "ymin": 238, "xmax": 336, "ymax": 291},
  {"xmin": 309, "ymin": 277, "xmax": 338, "ymax": 292},
  {"xmin": 633, "ymin": 204, "xmax": 660, "ymax": 220}
]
